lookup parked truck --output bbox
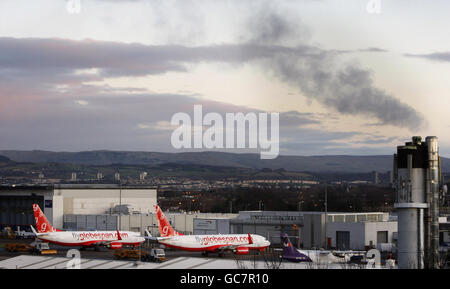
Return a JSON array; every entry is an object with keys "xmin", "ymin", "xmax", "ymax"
[
  {"xmin": 146, "ymin": 248, "xmax": 166, "ymax": 262},
  {"xmin": 114, "ymin": 248, "xmax": 165, "ymax": 262},
  {"xmin": 30, "ymin": 242, "xmax": 57, "ymax": 255}
]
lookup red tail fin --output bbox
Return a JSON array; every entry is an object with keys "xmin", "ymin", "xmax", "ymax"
[
  {"xmin": 248, "ymin": 233, "xmax": 253, "ymax": 244},
  {"xmin": 154, "ymin": 205, "xmax": 182, "ymax": 237},
  {"xmin": 32, "ymin": 204, "xmax": 56, "ymax": 233}
]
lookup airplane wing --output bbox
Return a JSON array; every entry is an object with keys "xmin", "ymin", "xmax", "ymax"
[
  {"xmin": 144, "ymin": 229, "xmax": 159, "ymax": 241},
  {"xmin": 216, "ymin": 244, "xmax": 245, "ymax": 251},
  {"xmin": 153, "ymin": 236, "xmax": 173, "ymax": 241},
  {"xmin": 30, "ymin": 225, "xmax": 50, "ymax": 237},
  {"xmin": 78, "ymin": 240, "xmax": 109, "ymax": 246},
  {"xmin": 215, "ymin": 234, "xmax": 254, "ymax": 252},
  {"xmin": 338, "ymin": 250, "xmax": 366, "ymax": 254},
  {"xmin": 86, "ymin": 240, "xmax": 121, "ymax": 246},
  {"xmin": 144, "ymin": 231, "xmax": 176, "ymax": 242}
]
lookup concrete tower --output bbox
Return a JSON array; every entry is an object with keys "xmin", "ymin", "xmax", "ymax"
[{"xmin": 393, "ymin": 136, "xmax": 441, "ymax": 269}]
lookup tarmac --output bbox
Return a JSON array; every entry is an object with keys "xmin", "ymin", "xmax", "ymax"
[{"xmin": 0, "ymin": 238, "xmax": 394, "ymax": 269}]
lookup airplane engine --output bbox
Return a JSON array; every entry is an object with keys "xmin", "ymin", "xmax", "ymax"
[
  {"xmin": 109, "ymin": 242, "xmax": 123, "ymax": 250},
  {"xmin": 234, "ymin": 247, "xmax": 249, "ymax": 255}
]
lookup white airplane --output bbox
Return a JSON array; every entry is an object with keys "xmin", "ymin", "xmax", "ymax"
[
  {"xmin": 281, "ymin": 233, "xmax": 364, "ymax": 264},
  {"xmin": 30, "ymin": 204, "xmax": 145, "ymax": 250},
  {"xmin": 147, "ymin": 205, "xmax": 271, "ymax": 256}
]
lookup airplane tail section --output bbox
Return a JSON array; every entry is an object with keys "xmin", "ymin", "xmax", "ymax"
[
  {"xmin": 154, "ymin": 205, "xmax": 183, "ymax": 237},
  {"xmin": 280, "ymin": 233, "xmax": 312, "ymax": 262},
  {"xmin": 280, "ymin": 233, "xmax": 297, "ymax": 255},
  {"xmin": 30, "ymin": 225, "xmax": 38, "ymax": 235},
  {"xmin": 32, "ymin": 204, "xmax": 56, "ymax": 233}
]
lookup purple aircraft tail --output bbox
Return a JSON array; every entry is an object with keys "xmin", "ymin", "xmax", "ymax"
[{"xmin": 280, "ymin": 233, "xmax": 312, "ymax": 262}]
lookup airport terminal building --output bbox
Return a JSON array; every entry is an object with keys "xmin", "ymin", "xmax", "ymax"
[
  {"xmin": 0, "ymin": 184, "xmax": 401, "ymax": 251},
  {"xmin": 194, "ymin": 211, "xmax": 398, "ymax": 250}
]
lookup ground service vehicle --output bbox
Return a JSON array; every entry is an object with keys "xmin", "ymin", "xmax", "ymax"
[
  {"xmin": 114, "ymin": 248, "xmax": 165, "ymax": 262},
  {"xmin": 5, "ymin": 243, "xmax": 34, "ymax": 253},
  {"xmin": 146, "ymin": 248, "xmax": 165, "ymax": 262},
  {"xmin": 5, "ymin": 242, "xmax": 57, "ymax": 255},
  {"xmin": 31, "ymin": 242, "xmax": 57, "ymax": 255}
]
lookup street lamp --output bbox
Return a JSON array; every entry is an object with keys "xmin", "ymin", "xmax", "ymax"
[
  {"xmin": 118, "ymin": 181, "xmax": 122, "ymax": 231},
  {"xmin": 324, "ymin": 183, "xmax": 328, "ymax": 250}
]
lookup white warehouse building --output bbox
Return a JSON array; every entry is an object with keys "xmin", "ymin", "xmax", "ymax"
[
  {"xmin": 326, "ymin": 214, "xmax": 397, "ymax": 250},
  {"xmin": 53, "ymin": 184, "xmax": 157, "ymax": 228}
]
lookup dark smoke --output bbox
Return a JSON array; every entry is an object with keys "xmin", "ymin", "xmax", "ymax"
[{"xmin": 245, "ymin": 10, "xmax": 425, "ymax": 130}]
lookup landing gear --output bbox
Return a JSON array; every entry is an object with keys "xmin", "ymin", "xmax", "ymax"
[
  {"xmin": 218, "ymin": 252, "xmax": 225, "ymax": 258},
  {"xmin": 202, "ymin": 251, "xmax": 209, "ymax": 257}
]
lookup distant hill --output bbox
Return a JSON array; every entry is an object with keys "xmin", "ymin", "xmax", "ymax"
[
  {"xmin": 0, "ymin": 155, "xmax": 12, "ymax": 163},
  {"xmin": 0, "ymin": 150, "xmax": 448, "ymax": 173}
]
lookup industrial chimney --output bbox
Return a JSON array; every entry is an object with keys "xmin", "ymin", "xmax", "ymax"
[{"xmin": 393, "ymin": 136, "xmax": 441, "ymax": 269}]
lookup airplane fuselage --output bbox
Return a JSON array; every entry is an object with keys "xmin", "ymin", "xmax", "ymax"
[
  {"xmin": 286, "ymin": 249, "xmax": 354, "ymax": 264},
  {"xmin": 36, "ymin": 231, "xmax": 143, "ymax": 247},
  {"xmin": 158, "ymin": 234, "xmax": 270, "ymax": 252}
]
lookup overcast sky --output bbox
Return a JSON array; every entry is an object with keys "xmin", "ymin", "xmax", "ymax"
[{"xmin": 0, "ymin": 0, "xmax": 449, "ymax": 156}]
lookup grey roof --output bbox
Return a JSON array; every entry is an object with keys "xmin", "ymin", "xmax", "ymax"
[
  {"xmin": 0, "ymin": 183, "xmax": 157, "ymax": 191},
  {"xmin": 0, "ymin": 184, "xmax": 53, "ymax": 191}
]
